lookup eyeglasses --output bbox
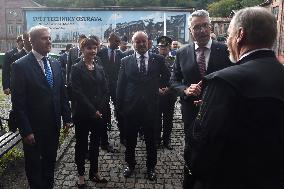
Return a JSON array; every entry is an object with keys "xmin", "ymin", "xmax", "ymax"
[{"xmin": 191, "ymin": 23, "xmax": 211, "ymax": 32}]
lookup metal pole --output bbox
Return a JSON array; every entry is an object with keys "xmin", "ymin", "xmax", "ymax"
[{"xmin": 164, "ymin": 12, "xmax": 166, "ymax": 36}]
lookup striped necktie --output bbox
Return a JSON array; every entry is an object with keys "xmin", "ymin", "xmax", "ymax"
[
  {"xmin": 109, "ymin": 49, "xmax": 115, "ymax": 63},
  {"xmin": 42, "ymin": 57, "xmax": 53, "ymax": 87},
  {"xmin": 139, "ymin": 55, "xmax": 146, "ymax": 75},
  {"xmin": 197, "ymin": 47, "xmax": 206, "ymax": 77}
]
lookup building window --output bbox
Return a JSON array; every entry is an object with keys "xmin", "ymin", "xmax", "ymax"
[
  {"xmin": 16, "ymin": 25, "xmax": 22, "ymax": 35},
  {"xmin": 7, "ymin": 25, "xmax": 14, "ymax": 35},
  {"xmin": 8, "ymin": 42, "xmax": 14, "ymax": 50}
]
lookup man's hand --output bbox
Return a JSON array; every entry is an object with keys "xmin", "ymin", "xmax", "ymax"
[
  {"xmin": 23, "ymin": 133, "xmax": 36, "ymax": 145},
  {"xmin": 95, "ymin": 111, "xmax": 102, "ymax": 119},
  {"xmin": 159, "ymin": 87, "xmax": 169, "ymax": 95},
  {"xmin": 184, "ymin": 81, "xmax": 202, "ymax": 97},
  {"xmin": 194, "ymin": 100, "xmax": 202, "ymax": 106},
  {"xmin": 63, "ymin": 122, "xmax": 72, "ymax": 133},
  {"xmin": 3, "ymin": 88, "xmax": 11, "ymax": 95}
]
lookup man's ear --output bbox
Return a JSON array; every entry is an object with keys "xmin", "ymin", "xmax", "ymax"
[{"xmin": 236, "ymin": 27, "xmax": 245, "ymax": 44}]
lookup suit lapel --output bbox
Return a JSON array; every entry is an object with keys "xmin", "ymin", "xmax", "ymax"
[
  {"xmin": 148, "ymin": 53, "xmax": 155, "ymax": 75},
  {"xmin": 188, "ymin": 44, "xmax": 201, "ymax": 77},
  {"xmin": 29, "ymin": 53, "xmax": 49, "ymax": 87},
  {"xmin": 207, "ymin": 41, "xmax": 219, "ymax": 74},
  {"xmin": 129, "ymin": 54, "xmax": 139, "ymax": 73}
]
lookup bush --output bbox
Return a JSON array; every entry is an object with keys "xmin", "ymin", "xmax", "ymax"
[{"xmin": 0, "ymin": 147, "xmax": 23, "ymax": 176}]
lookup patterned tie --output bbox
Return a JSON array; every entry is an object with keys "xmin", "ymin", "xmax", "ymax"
[
  {"xmin": 139, "ymin": 55, "xmax": 146, "ymax": 75},
  {"xmin": 197, "ymin": 47, "xmax": 206, "ymax": 77},
  {"xmin": 42, "ymin": 57, "xmax": 53, "ymax": 87},
  {"xmin": 109, "ymin": 49, "xmax": 115, "ymax": 63}
]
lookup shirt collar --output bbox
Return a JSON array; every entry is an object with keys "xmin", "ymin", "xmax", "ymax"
[
  {"xmin": 32, "ymin": 49, "xmax": 49, "ymax": 61},
  {"xmin": 135, "ymin": 51, "xmax": 149, "ymax": 59},
  {"xmin": 194, "ymin": 38, "xmax": 212, "ymax": 50},
  {"xmin": 239, "ymin": 48, "xmax": 271, "ymax": 61}
]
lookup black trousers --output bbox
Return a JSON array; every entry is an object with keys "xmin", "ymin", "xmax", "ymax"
[
  {"xmin": 74, "ymin": 117, "xmax": 101, "ymax": 177},
  {"xmin": 100, "ymin": 83, "xmax": 125, "ymax": 146},
  {"xmin": 100, "ymin": 101, "xmax": 110, "ymax": 147},
  {"xmin": 124, "ymin": 104, "xmax": 157, "ymax": 169},
  {"xmin": 23, "ymin": 128, "xmax": 59, "ymax": 189},
  {"xmin": 157, "ymin": 93, "xmax": 177, "ymax": 144}
]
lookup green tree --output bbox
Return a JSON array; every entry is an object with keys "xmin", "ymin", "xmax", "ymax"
[
  {"xmin": 208, "ymin": 0, "xmax": 264, "ymax": 17},
  {"xmin": 240, "ymin": 0, "xmax": 263, "ymax": 7},
  {"xmin": 208, "ymin": 0, "xmax": 241, "ymax": 17}
]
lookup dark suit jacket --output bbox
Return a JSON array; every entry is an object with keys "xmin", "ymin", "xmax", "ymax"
[
  {"xmin": 58, "ymin": 52, "xmax": 68, "ymax": 84},
  {"xmin": 116, "ymin": 52, "xmax": 170, "ymax": 115},
  {"xmin": 71, "ymin": 58, "xmax": 108, "ymax": 120},
  {"xmin": 11, "ymin": 52, "xmax": 71, "ymax": 138},
  {"xmin": 171, "ymin": 41, "xmax": 231, "ymax": 124},
  {"xmin": 2, "ymin": 48, "xmax": 18, "ymax": 90},
  {"xmin": 97, "ymin": 47, "xmax": 124, "ymax": 89},
  {"xmin": 12, "ymin": 49, "xmax": 28, "ymax": 62},
  {"xmin": 187, "ymin": 51, "xmax": 284, "ymax": 189},
  {"xmin": 67, "ymin": 46, "xmax": 80, "ymax": 83}
]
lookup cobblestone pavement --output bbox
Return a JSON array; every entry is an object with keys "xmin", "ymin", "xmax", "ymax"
[{"xmin": 54, "ymin": 102, "xmax": 185, "ymax": 189}]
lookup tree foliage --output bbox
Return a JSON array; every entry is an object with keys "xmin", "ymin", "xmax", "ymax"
[
  {"xmin": 208, "ymin": 0, "xmax": 264, "ymax": 17},
  {"xmin": 208, "ymin": 0, "xmax": 241, "ymax": 17}
]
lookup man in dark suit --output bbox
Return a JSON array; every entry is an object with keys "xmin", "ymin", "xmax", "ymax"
[
  {"xmin": 172, "ymin": 10, "xmax": 231, "ymax": 136},
  {"xmin": 2, "ymin": 35, "xmax": 23, "ymax": 95},
  {"xmin": 66, "ymin": 34, "xmax": 87, "ymax": 83},
  {"xmin": 11, "ymin": 25, "xmax": 72, "ymax": 189},
  {"xmin": 58, "ymin": 44, "xmax": 72, "ymax": 84},
  {"xmin": 117, "ymin": 31, "xmax": 170, "ymax": 181},
  {"xmin": 171, "ymin": 10, "xmax": 231, "ymax": 187},
  {"xmin": 156, "ymin": 36, "xmax": 177, "ymax": 150},
  {"xmin": 12, "ymin": 33, "xmax": 33, "ymax": 62},
  {"xmin": 184, "ymin": 7, "xmax": 284, "ymax": 189},
  {"xmin": 97, "ymin": 32, "xmax": 124, "ymax": 150}
]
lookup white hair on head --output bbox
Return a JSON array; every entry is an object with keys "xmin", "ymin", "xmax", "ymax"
[
  {"xmin": 131, "ymin": 31, "xmax": 148, "ymax": 42},
  {"xmin": 230, "ymin": 6, "xmax": 277, "ymax": 48},
  {"xmin": 29, "ymin": 25, "xmax": 51, "ymax": 41},
  {"xmin": 188, "ymin": 9, "xmax": 211, "ymax": 28}
]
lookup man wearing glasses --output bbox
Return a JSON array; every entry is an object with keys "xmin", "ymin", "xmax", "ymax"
[{"xmin": 170, "ymin": 10, "xmax": 231, "ymax": 188}]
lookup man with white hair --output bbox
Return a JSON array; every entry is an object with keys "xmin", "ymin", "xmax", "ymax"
[
  {"xmin": 11, "ymin": 25, "xmax": 71, "ymax": 189},
  {"xmin": 184, "ymin": 7, "xmax": 284, "ymax": 189},
  {"xmin": 171, "ymin": 10, "xmax": 231, "ymax": 186}
]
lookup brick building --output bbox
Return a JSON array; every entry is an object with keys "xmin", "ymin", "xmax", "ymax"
[
  {"xmin": 211, "ymin": 17, "xmax": 231, "ymax": 42},
  {"xmin": 0, "ymin": 0, "xmax": 41, "ymax": 52},
  {"xmin": 260, "ymin": 0, "xmax": 284, "ymax": 55}
]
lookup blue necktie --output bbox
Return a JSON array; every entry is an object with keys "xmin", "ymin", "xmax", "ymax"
[{"xmin": 42, "ymin": 57, "xmax": 53, "ymax": 87}]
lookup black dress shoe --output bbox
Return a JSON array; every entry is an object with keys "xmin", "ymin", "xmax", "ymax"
[
  {"xmin": 147, "ymin": 169, "xmax": 157, "ymax": 181},
  {"xmin": 123, "ymin": 166, "xmax": 134, "ymax": 178},
  {"xmin": 164, "ymin": 143, "xmax": 173, "ymax": 150},
  {"xmin": 89, "ymin": 176, "xmax": 108, "ymax": 183}
]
